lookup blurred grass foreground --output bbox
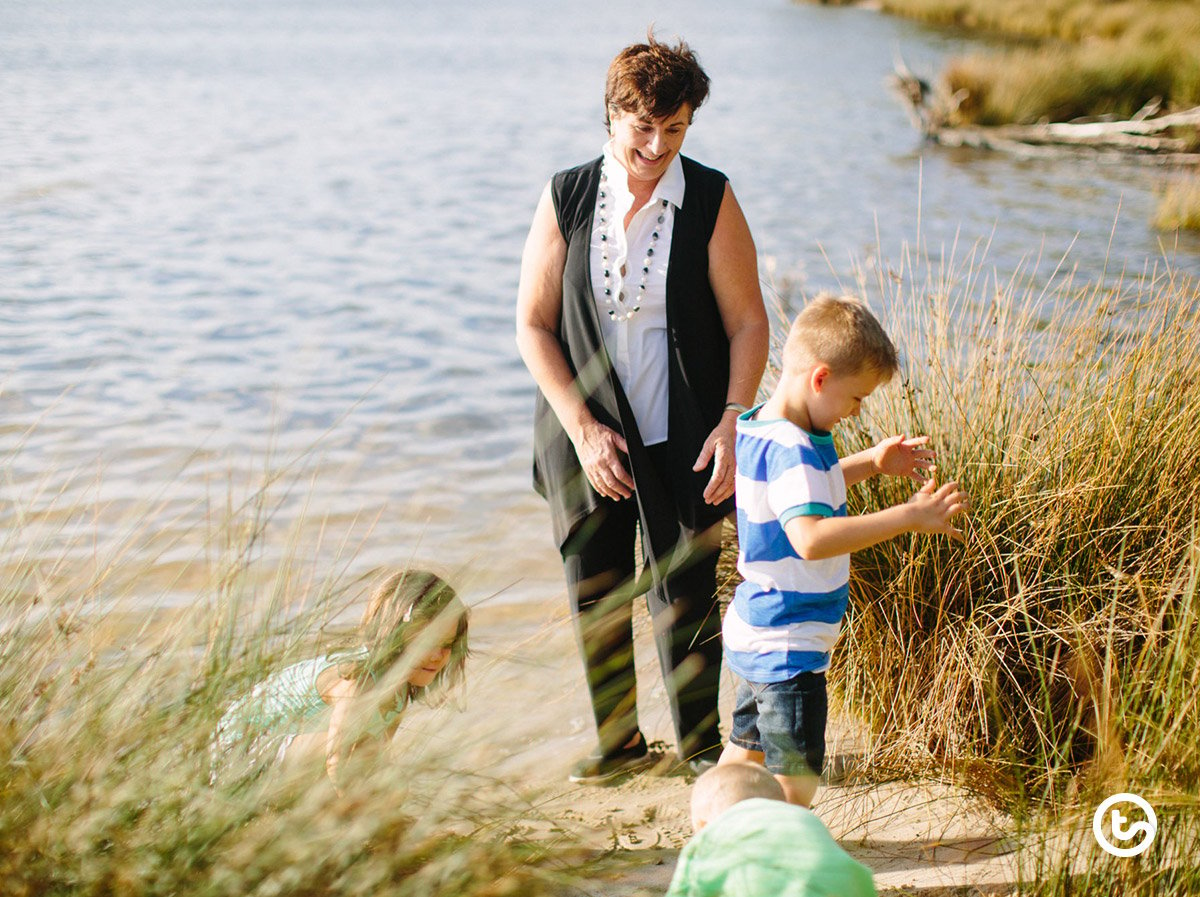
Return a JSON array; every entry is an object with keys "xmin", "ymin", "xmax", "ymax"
[
  {"xmin": 0, "ymin": 477, "xmax": 595, "ymax": 896},
  {"xmin": 821, "ymin": 233, "xmax": 1200, "ymax": 891}
]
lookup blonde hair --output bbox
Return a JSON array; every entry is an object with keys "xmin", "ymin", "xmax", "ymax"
[
  {"xmin": 691, "ymin": 763, "xmax": 785, "ymax": 830},
  {"xmin": 782, "ymin": 294, "xmax": 898, "ymax": 380},
  {"xmin": 345, "ymin": 568, "xmax": 469, "ymax": 698}
]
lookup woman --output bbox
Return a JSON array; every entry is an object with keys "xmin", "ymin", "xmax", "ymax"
[{"xmin": 516, "ymin": 34, "xmax": 769, "ymax": 783}]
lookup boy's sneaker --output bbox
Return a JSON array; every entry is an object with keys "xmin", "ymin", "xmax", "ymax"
[{"xmin": 568, "ymin": 739, "xmax": 652, "ymax": 784}]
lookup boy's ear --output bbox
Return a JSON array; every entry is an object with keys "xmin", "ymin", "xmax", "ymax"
[{"xmin": 810, "ymin": 364, "xmax": 832, "ymax": 393}]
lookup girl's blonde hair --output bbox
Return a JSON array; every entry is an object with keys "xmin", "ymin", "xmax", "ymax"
[{"xmin": 348, "ymin": 568, "xmax": 469, "ymax": 698}]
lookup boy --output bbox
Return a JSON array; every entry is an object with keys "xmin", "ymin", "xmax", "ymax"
[
  {"xmin": 721, "ymin": 294, "xmax": 968, "ymax": 806},
  {"xmin": 666, "ymin": 763, "xmax": 876, "ymax": 897}
]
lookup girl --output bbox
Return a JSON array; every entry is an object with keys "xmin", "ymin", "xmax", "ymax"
[{"xmin": 212, "ymin": 568, "xmax": 469, "ymax": 788}]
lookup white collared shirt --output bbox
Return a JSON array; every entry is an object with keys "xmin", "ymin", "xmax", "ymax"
[{"xmin": 589, "ymin": 142, "xmax": 685, "ymax": 446}]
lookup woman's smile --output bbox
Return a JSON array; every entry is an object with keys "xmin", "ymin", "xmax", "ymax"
[{"xmin": 609, "ymin": 104, "xmax": 692, "ymax": 184}]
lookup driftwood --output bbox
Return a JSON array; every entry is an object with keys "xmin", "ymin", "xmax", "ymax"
[{"xmin": 887, "ymin": 56, "xmax": 1200, "ymax": 164}]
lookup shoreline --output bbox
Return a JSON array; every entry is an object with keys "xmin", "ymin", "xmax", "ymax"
[{"xmin": 442, "ymin": 596, "xmax": 1022, "ymax": 894}]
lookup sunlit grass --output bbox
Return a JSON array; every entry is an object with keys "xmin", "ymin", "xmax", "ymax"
[
  {"xmin": 803, "ymin": 0, "xmax": 1200, "ymax": 125},
  {"xmin": 876, "ymin": 0, "xmax": 1200, "ymax": 46},
  {"xmin": 1156, "ymin": 174, "xmax": 1200, "ymax": 233},
  {"xmin": 942, "ymin": 37, "xmax": 1200, "ymax": 126},
  {"xmin": 806, "ymin": 233, "xmax": 1200, "ymax": 890}
]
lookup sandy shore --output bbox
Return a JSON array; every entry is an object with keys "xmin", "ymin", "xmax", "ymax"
[{"xmin": 403, "ymin": 595, "xmax": 1023, "ymax": 896}]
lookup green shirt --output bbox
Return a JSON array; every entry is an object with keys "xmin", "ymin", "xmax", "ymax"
[
  {"xmin": 666, "ymin": 799, "xmax": 876, "ymax": 897},
  {"xmin": 212, "ymin": 647, "xmax": 406, "ymax": 778}
]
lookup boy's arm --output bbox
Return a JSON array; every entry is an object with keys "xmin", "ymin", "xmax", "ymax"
[
  {"xmin": 842, "ymin": 435, "xmax": 936, "ymax": 488},
  {"xmin": 785, "ymin": 478, "xmax": 968, "ymax": 560}
]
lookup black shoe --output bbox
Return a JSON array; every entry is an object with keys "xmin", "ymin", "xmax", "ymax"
[{"xmin": 568, "ymin": 738, "xmax": 652, "ymax": 784}]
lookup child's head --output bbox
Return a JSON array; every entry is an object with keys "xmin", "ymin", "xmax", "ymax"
[
  {"xmin": 690, "ymin": 762, "xmax": 786, "ymax": 831},
  {"xmin": 357, "ymin": 568, "xmax": 469, "ymax": 695},
  {"xmin": 778, "ymin": 294, "xmax": 899, "ymax": 432}
]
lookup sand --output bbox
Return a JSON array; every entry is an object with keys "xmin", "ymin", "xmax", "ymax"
[{"xmin": 404, "ymin": 596, "xmax": 1024, "ymax": 896}]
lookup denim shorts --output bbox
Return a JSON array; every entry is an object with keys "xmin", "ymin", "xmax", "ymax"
[{"xmin": 730, "ymin": 670, "xmax": 827, "ymax": 777}]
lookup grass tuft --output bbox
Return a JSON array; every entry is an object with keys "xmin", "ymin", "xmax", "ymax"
[
  {"xmin": 1155, "ymin": 174, "xmax": 1200, "ymax": 232},
  {"xmin": 821, "ymin": 235, "xmax": 1200, "ymax": 890},
  {"xmin": 805, "ymin": 0, "xmax": 1200, "ymax": 125}
]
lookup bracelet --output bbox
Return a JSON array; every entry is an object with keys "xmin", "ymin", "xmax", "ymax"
[{"xmin": 724, "ymin": 402, "xmax": 750, "ymax": 415}]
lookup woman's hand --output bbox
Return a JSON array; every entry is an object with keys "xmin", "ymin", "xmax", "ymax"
[
  {"xmin": 704, "ymin": 182, "xmax": 767, "ymax": 507},
  {"xmin": 574, "ymin": 419, "xmax": 635, "ymax": 500},
  {"xmin": 694, "ymin": 413, "xmax": 737, "ymax": 505}
]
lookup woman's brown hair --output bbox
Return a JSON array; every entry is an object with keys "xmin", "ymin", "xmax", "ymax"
[{"xmin": 604, "ymin": 31, "xmax": 710, "ymax": 127}]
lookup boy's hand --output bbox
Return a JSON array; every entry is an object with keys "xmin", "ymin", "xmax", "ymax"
[
  {"xmin": 874, "ymin": 434, "xmax": 937, "ymax": 481},
  {"xmin": 907, "ymin": 477, "xmax": 969, "ymax": 540}
]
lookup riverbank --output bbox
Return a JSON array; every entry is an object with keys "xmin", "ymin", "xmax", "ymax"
[
  {"xmin": 814, "ymin": 0, "xmax": 1200, "ymax": 125},
  {"xmin": 809, "ymin": 0, "xmax": 1200, "ymax": 229}
]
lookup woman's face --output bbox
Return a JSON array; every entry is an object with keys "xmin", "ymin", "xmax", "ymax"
[{"xmin": 608, "ymin": 104, "xmax": 692, "ymax": 186}]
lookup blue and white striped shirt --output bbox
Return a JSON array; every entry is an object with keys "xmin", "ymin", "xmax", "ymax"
[{"xmin": 724, "ymin": 406, "xmax": 849, "ymax": 683}]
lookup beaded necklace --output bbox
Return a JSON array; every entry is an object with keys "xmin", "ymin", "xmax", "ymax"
[{"xmin": 597, "ymin": 161, "xmax": 668, "ymax": 323}]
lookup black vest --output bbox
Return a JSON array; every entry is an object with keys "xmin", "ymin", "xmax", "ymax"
[{"xmin": 532, "ymin": 155, "xmax": 734, "ymax": 553}]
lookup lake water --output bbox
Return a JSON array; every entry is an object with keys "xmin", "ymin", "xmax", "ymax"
[{"xmin": 3, "ymin": 0, "xmax": 1198, "ymax": 607}]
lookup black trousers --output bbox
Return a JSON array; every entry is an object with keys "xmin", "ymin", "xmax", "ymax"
[{"xmin": 561, "ymin": 443, "xmax": 724, "ymax": 763}]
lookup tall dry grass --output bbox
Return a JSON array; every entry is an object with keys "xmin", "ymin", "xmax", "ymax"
[
  {"xmin": 875, "ymin": 0, "xmax": 1200, "ymax": 46},
  {"xmin": 1156, "ymin": 174, "xmax": 1200, "ymax": 233},
  {"xmin": 808, "ymin": 0, "xmax": 1200, "ymax": 125},
  {"xmin": 799, "ymin": 232, "xmax": 1200, "ymax": 888},
  {"xmin": 942, "ymin": 37, "xmax": 1200, "ymax": 126},
  {"xmin": 0, "ymin": 472, "xmax": 596, "ymax": 897}
]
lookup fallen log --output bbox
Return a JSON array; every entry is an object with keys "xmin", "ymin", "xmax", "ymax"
[{"xmin": 886, "ymin": 59, "xmax": 1200, "ymax": 164}]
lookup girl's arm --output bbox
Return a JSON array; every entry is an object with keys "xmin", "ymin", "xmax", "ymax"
[
  {"xmin": 699, "ymin": 183, "xmax": 770, "ymax": 505},
  {"xmin": 323, "ymin": 677, "xmax": 360, "ymax": 791}
]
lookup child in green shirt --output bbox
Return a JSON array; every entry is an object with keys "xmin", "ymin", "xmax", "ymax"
[{"xmin": 667, "ymin": 763, "xmax": 876, "ymax": 897}]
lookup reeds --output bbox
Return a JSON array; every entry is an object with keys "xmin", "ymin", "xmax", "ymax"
[
  {"xmin": 0, "ymin": 472, "xmax": 595, "ymax": 897},
  {"xmin": 941, "ymin": 37, "xmax": 1200, "ymax": 126},
  {"xmin": 813, "ymin": 0, "xmax": 1200, "ymax": 125},
  {"xmin": 806, "ymin": 232, "xmax": 1200, "ymax": 888},
  {"xmin": 1156, "ymin": 174, "xmax": 1200, "ymax": 233}
]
